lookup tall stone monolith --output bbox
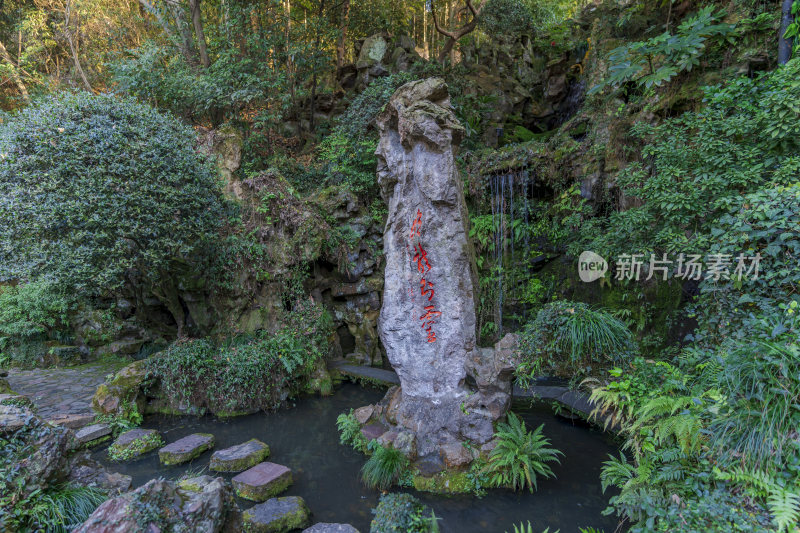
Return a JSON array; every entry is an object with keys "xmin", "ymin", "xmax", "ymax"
[{"xmin": 372, "ymin": 78, "xmax": 506, "ymax": 458}]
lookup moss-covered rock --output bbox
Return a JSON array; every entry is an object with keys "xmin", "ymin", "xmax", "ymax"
[
  {"xmin": 209, "ymin": 438, "xmax": 271, "ymax": 472},
  {"xmin": 92, "ymin": 360, "xmax": 148, "ymax": 421},
  {"xmin": 108, "ymin": 428, "xmax": 164, "ymax": 461},
  {"xmin": 411, "ymin": 470, "xmax": 475, "ymax": 494},
  {"xmin": 242, "ymin": 496, "xmax": 310, "ymax": 532},
  {"xmin": 158, "ymin": 433, "xmax": 215, "ymax": 465},
  {"xmin": 232, "ymin": 462, "xmax": 293, "ymax": 502}
]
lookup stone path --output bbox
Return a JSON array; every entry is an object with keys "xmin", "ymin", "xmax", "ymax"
[
  {"xmin": 328, "ymin": 360, "xmax": 400, "ymax": 386},
  {"xmin": 5, "ymin": 360, "xmax": 126, "ymax": 425}
]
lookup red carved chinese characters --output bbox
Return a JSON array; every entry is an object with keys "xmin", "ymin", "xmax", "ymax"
[{"xmin": 408, "ymin": 209, "xmax": 441, "ymax": 343}]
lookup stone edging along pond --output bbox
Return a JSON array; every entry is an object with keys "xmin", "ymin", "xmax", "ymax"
[{"xmin": 330, "ymin": 361, "xmax": 618, "ymax": 433}]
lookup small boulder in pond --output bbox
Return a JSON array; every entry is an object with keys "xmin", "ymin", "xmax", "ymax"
[
  {"xmin": 209, "ymin": 438, "xmax": 270, "ymax": 472},
  {"xmin": 303, "ymin": 524, "xmax": 360, "ymax": 533},
  {"xmin": 159, "ymin": 433, "xmax": 215, "ymax": 465},
  {"xmin": 108, "ymin": 428, "xmax": 163, "ymax": 461},
  {"xmin": 232, "ymin": 462, "xmax": 293, "ymax": 501},
  {"xmin": 242, "ymin": 496, "xmax": 310, "ymax": 532}
]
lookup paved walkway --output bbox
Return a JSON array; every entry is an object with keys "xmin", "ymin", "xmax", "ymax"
[{"xmin": 5, "ymin": 360, "xmax": 127, "ymax": 427}]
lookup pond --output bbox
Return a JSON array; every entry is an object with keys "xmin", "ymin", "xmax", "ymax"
[{"xmin": 93, "ymin": 384, "xmax": 620, "ymax": 533}]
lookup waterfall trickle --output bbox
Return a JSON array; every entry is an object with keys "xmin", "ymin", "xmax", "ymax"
[{"xmin": 489, "ymin": 168, "xmax": 533, "ymax": 336}]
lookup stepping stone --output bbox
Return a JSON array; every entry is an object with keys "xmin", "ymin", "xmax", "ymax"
[
  {"xmin": 48, "ymin": 413, "xmax": 94, "ymax": 429},
  {"xmin": 75, "ymin": 423, "xmax": 112, "ymax": 445},
  {"xmin": 303, "ymin": 524, "xmax": 361, "ymax": 533},
  {"xmin": 232, "ymin": 462, "xmax": 293, "ymax": 501},
  {"xmin": 108, "ymin": 428, "xmax": 163, "ymax": 461},
  {"xmin": 159, "ymin": 433, "xmax": 215, "ymax": 465},
  {"xmin": 209, "ymin": 438, "xmax": 270, "ymax": 472},
  {"xmin": 242, "ymin": 496, "xmax": 310, "ymax": 533}
]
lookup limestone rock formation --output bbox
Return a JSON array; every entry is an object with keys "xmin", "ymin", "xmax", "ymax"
[
  {"xmin": 371, "ymin": 78, "xmax": 507, "ymax": 458},
  {"xmin": 75, "ymin": 476, "xmax": 240, "ymax": 533}
]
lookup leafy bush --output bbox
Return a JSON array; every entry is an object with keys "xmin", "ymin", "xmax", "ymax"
[
  {"xmin": 0, "ymin": 281, "xmax": 75, "ymax": 366},
  {"xmin": 517, "ymin": 301, "xmax": 634, "ymax": 380},
  {"xmin": 336, "ymin": 410, "xmax": 368, "ymax": 453},
  {"xmin": 484, "ymin": 412, "xmax": 563, "ymax": 493},
  {"xmin": 589, "ymin": 7, "xmax": 735, "ymax": 93},
  {"xmin": 146, "ymin": 303, "xmax": 332, "ymax": 414},
  {"xmin": 581, "ymin": 61, "xmax": 800, "ymax": 259},
  {"xmin": 370, "ymin": 493, "xmax": 438, "ymax": 533},
  {"xmin": 319, "ymin": 73, "xmax": 416, "ymax": 200},
  {"xmin": 0, "ymin": 92, "xmax": 227, "ymax": 298},
  {"xmin": 361, "ymin": 442, "xmax": 410, "ymax": 490}
]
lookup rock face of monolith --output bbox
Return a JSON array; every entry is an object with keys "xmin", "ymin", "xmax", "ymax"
[{"xmin": 373, "ymin": 78, "xmax": 500, "ymax": 458}]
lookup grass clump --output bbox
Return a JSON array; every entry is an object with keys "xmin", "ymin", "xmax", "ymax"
[
  {"xmin": 485, "ymin": 412, "xmax": 563, "ymax": 493},
  {"xmin": 517, "ymin": 300, "xmax": 634, "ymax": 381},
  {"xmin": 361, "ymin": 442, "xmax": 410, "ymax": 491}
]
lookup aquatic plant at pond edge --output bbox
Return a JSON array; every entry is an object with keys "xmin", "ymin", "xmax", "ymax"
[
  {"xmin": 361, "ymin": 442, "xmax": 410, "ymax": 490},
  {"xmin": 336, "ymin": 409, "xmax": 368, "ymax": 453},
  {"xmin": 485, "ymin": 412, "xmax": 563, "ymax": 493}
]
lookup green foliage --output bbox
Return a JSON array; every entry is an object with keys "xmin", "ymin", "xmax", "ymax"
[
  {"xmin": 713, "ymin": 339, "xmax": 800, "ymax": 468},
  {"xmin": 12, "ymin": 483, "xmax": 106, "ymax": 533},
  {"xmin": 505, "ymin": 525, "xmax": 560, "ymax": 533},
  {"xmin": 590, "ymin": 7, "xmax": 735, "ymax": 93},
  {"xmin": 1, "ymin": 415, "xmax": 105, "ymax": 532},
  {"xmin": 370, "ymin": 493, "xmax": 438, "ymax": 533},
  {"xmin": 361, "ymin": 442, "xmax": 410, "ymax": 490},
  {"xmin": 0, "ymin": 92, "xmax": 227, "ymax": 299},
  {"xmin": 146, "ymin": 302, "xmax": 332, "ymax": 414},
  {"xmin": 581, "ymin": 62, "xmax": 800, "ymax": 258},
  {"xmin": 517, "ymin": 301, "xmax": 634, "ymax": 381},
  {"xmin": 319, "ymin": 73, "xmax": 416, "ymax": 200},
  {"xmin": 336, "ymin": 410, "xmax": 368, "ymax": 453},
  {"xmin": 484, "ymin": 412, "xmax": 563, "ymax": 493},
  {"xmin": 480, "ymin": 0, "xmax": 579, "ymax": 36},
  {"xmin": 0, "ymin": 281, "xmax": 75, "ymax": 367}
]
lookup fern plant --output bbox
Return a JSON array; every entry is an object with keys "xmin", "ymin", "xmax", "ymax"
[
  {"xmin": 336, "ymin": 410, "xmax": 368, "ymax": 453},
  {"xmin": 485, "ymin": 412, "xmax": 563, "ymax": 493},
  {"xmin": 715, "ymin": 467, "xmax": 800, "ymax": 532}
]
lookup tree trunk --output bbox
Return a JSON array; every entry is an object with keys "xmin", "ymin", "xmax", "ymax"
[
  {"xmin": 168, "ymin": 0, "xmax": 199, "ymax": 65},
  {"xmin": 310, "ymin": 0, "xmax": 325, "ymax": 132},
  {"xmin": 64, "ymin": 0, "xmax": 92, "ymax": 91},
  {"xmin": 189, "ymin": 0, "xmax": 210, "ymax": 68},
  {"xmin": 336, "ymin": 0, "xmax": 350, "ymax": 69},
  {"xmin": 779, "ymin": 0, "xmax": 794, "ymax": 65},
  {"xmin": 0, "ymin": 39, "xmax": 29, "ymax": 102}
]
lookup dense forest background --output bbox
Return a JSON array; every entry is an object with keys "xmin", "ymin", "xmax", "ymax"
[{"xmin": 0, "ymin": 0, "xmax": 799, "ymax": 531}]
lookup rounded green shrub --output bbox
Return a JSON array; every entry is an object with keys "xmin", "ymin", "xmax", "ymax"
[
  {"xmin": 0, "ymin": 92, "xmax": 226, "ymax": 297},
  {"xmin": 370, "ymin": 493, "xmax": 438, "ymax": 533}
]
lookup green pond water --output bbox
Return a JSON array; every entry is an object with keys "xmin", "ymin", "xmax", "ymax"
[{"xmin": 93, "ymin": 383, "xmax": 620, "ymax": 532}]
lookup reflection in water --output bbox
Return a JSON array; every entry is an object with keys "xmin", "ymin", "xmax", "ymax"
[{"xmin": 93, "ymin": 384, "xmax": 619, "ymax": 533}]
